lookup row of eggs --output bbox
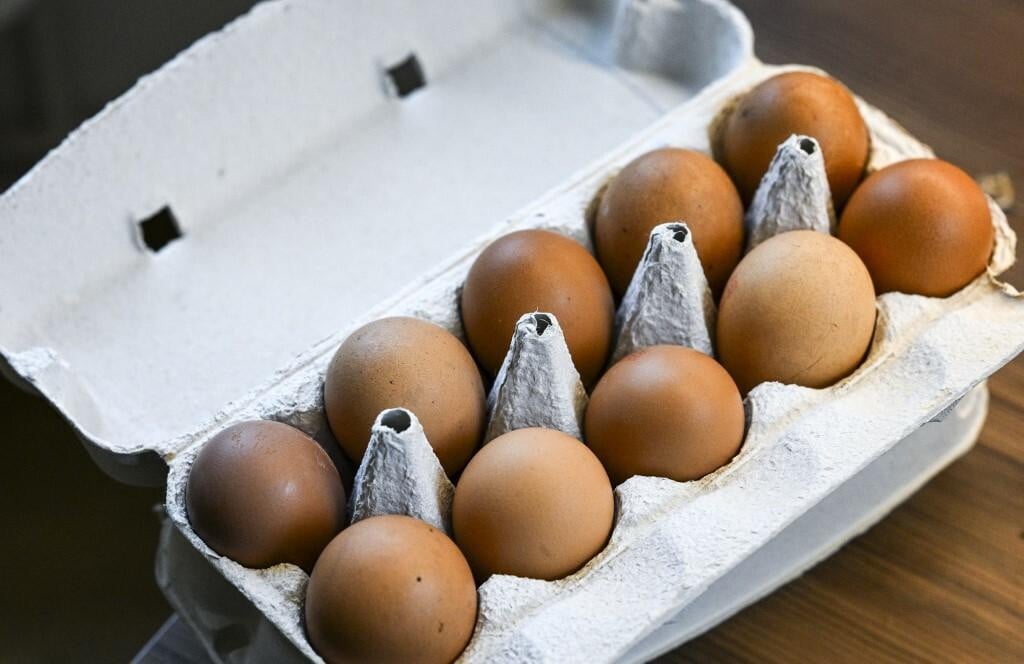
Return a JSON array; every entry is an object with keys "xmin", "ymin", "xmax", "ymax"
[{"xmin": 185, "ymin": 71, "xmax": 995, "ymax": 663}]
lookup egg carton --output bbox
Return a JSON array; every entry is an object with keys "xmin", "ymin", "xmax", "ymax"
[
  {"xmin": 157, "ymin": 68, "xmax": 1021, "ymax": 664},
  {"xmin": 156, "ymin": 382, "xmax": 989, "ymax": 663},
  {"xmin": 2, "ymin": 0, "xmax": 1022, "ymax": 662}
]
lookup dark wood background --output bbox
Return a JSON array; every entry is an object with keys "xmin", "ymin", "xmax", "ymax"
[
  {"xmin": 665, "ymin": 1, "xmax": 1024, "ymax": 661},
  {"xmin": 0, "ymin": 1, "xmax": 1020, "ymax": 662}
]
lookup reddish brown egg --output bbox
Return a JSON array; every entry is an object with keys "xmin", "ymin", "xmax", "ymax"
[
  {"xmin": 716, "ymin": 230, "xmax": 877, "ymax": 394},
  {"xmin": 720, "ymin": 71, "xmax": 869, "ymax": 206},
  {"xmin": 838, "ymin": 158, "xmax": 994, "ymax": 297},
  {"xmin": 460, "ymin": 230, "xmax": 615, "ymax": 387},
  {"xmin": 305, "ymin": 515, "xmax": 477, "ymax": 664},
  {"xmin": 594, "ymin": 147, "xmax": 744, "ymax": 298},
  {"xmin": 584, "ymin": 345, "xmax": 744, "ymax": 484},
  {"xmin": 186, "ymin": 420, "xmax": 346, "ymax": 573},
  {"xmin": 324, "ymin": 316, "xmax": 486, "ymax": 477},
  {"xmin": 452, "ymin": 428, "xmax": 614, "ymax": 581}
]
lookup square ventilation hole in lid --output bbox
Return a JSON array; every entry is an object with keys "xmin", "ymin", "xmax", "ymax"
[
  {"xmin": 138, "ymin": 206, "xmax": 183, "ymax": 252},
  {"xmin": 385, "ymin": 53, "xmax": 426, "ymax": 98}
]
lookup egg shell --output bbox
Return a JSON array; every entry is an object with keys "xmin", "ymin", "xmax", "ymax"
[
  {"xmin": 720, "ymin": 71, "xmax": 869, "ymax": 207},
  {"xmin": 716, "ymin": 230, "xmax": 877, "ymax": 394},
  {"xmin": 305, "ymin": 515, "xmax": 477, "ymax": 664},
  {"xmin": 185, "ymin": 420, "xmax": 346, "ymax": 573},
  {"xmin": 585, "ymin": 345, "xmax": 744, "ymax": 485},
  {"xmin": 838, "ymin": 158, "xmax": 994, "ymax": 297},
  {"xmin": 460, "ymin": 230, "xmax": 615, "ymax": 387},
  {"xmin": 324, "ymin": 316, "xmax": 486, "ymax": 477},
  {"xmin": 452, "ymin": 427, "xmax": 614, "ymax": 582},
  {"xmin": 594, "ymin": 148, "xmax": 744, "ymax": 298}
]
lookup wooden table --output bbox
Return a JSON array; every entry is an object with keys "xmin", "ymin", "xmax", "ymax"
[
  {"xmin": 662, "ymin": 1, "xmax": 1024, "ymax": 661},
  {"xmin": 130, "ymin": 2, "xmax": 1024, "ymax": 662}
]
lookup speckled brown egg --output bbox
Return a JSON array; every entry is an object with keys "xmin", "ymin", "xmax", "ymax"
[
  {"xmin": 594, "ymin": 148, "xmax": 744, "ymax": 298},
  {"xmin": 186, "ymin": 420, "xmax": 346, "ymax": 573},
  {"xmin": 838, "ymin": 158, "xmax": 994, "ymax": 297},
  {"xmin": 452, "ymin": 427, "xmax": 614, "ymax": 581},
  {"xmin": 720, "ymin": 71, "xmax": 869, "ymax": 206},
  {"xmin": 460, "ymin": 230, "xmax": 615, "ymax": 387},
  {"xmin": 716, "ymin": 230, "xmax": 877, "ymax": 394},
  {"xmin": 305, "ymin": 515, "xmax": 477, "ymax": 664},
  {"xmin": 324, "ymin": 316, "xmax": 486, "ymax": 478},
  {"xmin": 584, "ymin": 345, "xmax": 744, "ymax": 485}
]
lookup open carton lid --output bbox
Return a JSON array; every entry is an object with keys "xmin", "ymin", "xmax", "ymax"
[{"xmin": 0, "ymin": 0, "xmax": 753, "ymax": 484}]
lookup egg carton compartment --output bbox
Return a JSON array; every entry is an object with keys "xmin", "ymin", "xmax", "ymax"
[{"xmin": 161, "ymin": 61, "xmax": 1023, "ymax": 663}]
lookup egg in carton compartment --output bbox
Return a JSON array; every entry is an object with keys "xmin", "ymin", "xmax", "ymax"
[{"xmin": 157, "ymin": 59, "xmax": 1022, "ymax": 663}]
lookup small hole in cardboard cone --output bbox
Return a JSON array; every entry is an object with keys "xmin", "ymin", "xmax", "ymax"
[
  {"xmin": 379, "ymin": 409, "xmax": 412, "ymax": 433},
  {"xmin": 139, "ymin": 206, "xmax": 182, "ymax": 252},
  {"xmin": 667, "ymin": 223, "xmax": 689, "ymax": 242}
]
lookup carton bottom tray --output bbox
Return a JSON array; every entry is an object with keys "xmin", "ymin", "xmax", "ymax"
[{"xmin": 154, "ymin": 384, "xmax": 988, "ymax": 663}]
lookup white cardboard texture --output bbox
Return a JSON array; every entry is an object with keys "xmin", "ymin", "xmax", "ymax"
[
  {"xmin": 347, "ymin": 408, "xmax": 454, "ymax": 535},
  {"xmin": 620, "ymin": 384, "xmax": 989, "ymax": 662},
  {"xmin": 744, "ymin": 134, "xmax": 835, "ymax": 250},
  {"xmin": 485, "ymin": 313, "xmax": 589, "ymax": 443},
  {"xmin": 612, "ymin": 222, "xmax": 716, "ymax": 361},
  {"xmin": 161, "ymin": 59, "xmax": 1023, "ymax": 662}
]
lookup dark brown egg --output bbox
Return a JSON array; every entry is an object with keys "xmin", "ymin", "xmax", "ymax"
[
  {"xmin": 186, "ymin": 420, "xmax": 345, "ymax": 573},
  {"xmin": 460, "ymin": 230, "xmax": 615, "ymax": 387},
  {"xmin": 720, "ymin": 71, "xmax": 869, "ymax": 206},
  {"xmin": 838, "ymin": 158, "xmax": 994, "ymax": 297},
  {"xmin": 305, "ymin": 515, "xmax": 477, "ymax": 664},
  {"xmin": 584, "ymin": 345, "xmax": 744, "ymax": 485},
  {"xmin": 452, "ymin": 428, "xmax": 614, "ymax": 581},
  {"xmin": 716, "ymin": 230, "xmax": 877, "ymax": 394},
  {"xmin": 594, "ymin": 147, "xmax": 744, "ymax": 298},
  {"xmin": 324, "ymin": 316, "xmax": 486, "ymax": 477}
]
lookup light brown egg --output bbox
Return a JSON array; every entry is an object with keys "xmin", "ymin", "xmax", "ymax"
[
  {"xmin": 460, "ymin": 230, "xmax": 615, "ymax": 387},
  {"xmin": 720, "ymin": 71, "xmax": 869, "ymax": 206},
  {"xmin": 324, "ymin": 316, "xmax": 486, "ymax": 477},
  {"xmin": 452, "ymin": 428, "xmax": 614, "ymax": 581},
  {"xmin": 305, "ymin": 515, "xmax": 477, "ymax": 664},
  {"xmin": 716, "ymin": 230, "xmax": 877, "ymax": 394},
  {"xmin": 186, "ymin": 420, "xmax": 346, "ymax": 573},
  {"xmin": 594, "ymin": 148, "xmax": 745, "ymax": 298},
  {"xmin": 584, "ymin": 345, "xmax": 744, "ymax": 485},
  {"xmin": 838, "ymin": 158, "xmax": 994, "ymax": 297}
]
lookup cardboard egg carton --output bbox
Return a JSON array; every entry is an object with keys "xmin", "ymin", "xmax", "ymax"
[
  {"xmin": 2, "ymin": 1, "xmax": 1022, "ymax": 662},
  {"xmin": 160, "ymin": 66, "xmax": 1020, "ymax": 664}
]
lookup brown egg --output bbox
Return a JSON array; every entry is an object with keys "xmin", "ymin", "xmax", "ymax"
[
  {"xmin": 324, "ymin": 316, "xmax": 486, "ymax": 477},
  {"xmin": 186, "ymin": 420, "xmax": 345, "ymax": 573},
  {"xmin": 716, "ymin": 230, "xmax": 877, "ymax": 394},
  {"xmin": 720, "ymin": 71, "xmax": 869, "ymax": 206},
  {"xmin": 460, "ymin": 230, "xmax": 615, "ymax": 387},
  {"xmin": 594, "ymin": 148, "xmax": 744, "ymax": 298},
  {"xmin": 838, "ymin": 159, "xmax": 994, "ymax": 297},
  {"xmin": 305, "ymin": 515, "xmax": 477, "ymax": 664},
  {"xmin": 584, "ymin": 345, "xmax": 744, "ymax": 485},
  {"xmin": 452, "ymin": 428, "xmax": 614, "ymax": 581}
]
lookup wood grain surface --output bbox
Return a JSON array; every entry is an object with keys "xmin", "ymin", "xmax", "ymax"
[{"xmin": 660, "ymin": 1, "xmax": 1024, "ymax": 661}]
